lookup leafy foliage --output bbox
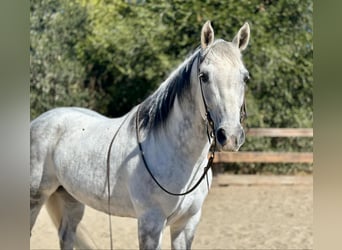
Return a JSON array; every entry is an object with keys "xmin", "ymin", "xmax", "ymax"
[
  {"xmin": 30, "ymin": 0, "xmax": 313, "ymax": 174},
  {"xmin": 30, "ymin": 0, "xmax": 99, "ymax": 118}
]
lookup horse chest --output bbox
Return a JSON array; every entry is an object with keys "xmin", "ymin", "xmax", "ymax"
[{"xmin": 166, "ymin": 190, "xmax": 207, "ymax": 225}]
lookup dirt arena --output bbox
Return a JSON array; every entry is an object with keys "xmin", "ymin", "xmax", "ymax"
[{"xmin": 30, "ymin": 175, "xmax": 313, "ymax": 250}]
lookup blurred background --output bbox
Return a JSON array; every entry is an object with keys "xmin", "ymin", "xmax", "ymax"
[{"xmin": 30, "ymin": 0, "xmax": 313, "ymax": 175}]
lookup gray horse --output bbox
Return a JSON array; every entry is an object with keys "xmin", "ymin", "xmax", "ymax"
[{"xmin": 30, "ymin": 21, "xmax": 250, "ymax": 249}]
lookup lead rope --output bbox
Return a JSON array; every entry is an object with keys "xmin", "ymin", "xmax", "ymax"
[{"xmin": 106, "ymin": 114, "xmax": 130, "ymax": 250}]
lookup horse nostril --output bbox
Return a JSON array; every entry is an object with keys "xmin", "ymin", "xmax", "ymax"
[
  {"xmin": 239, "ymin": 129, "xmax": 245, "ymax": 145},
  {"xmin": 216, "ymin": 128, "xmax": 227, "ymax": 146}
]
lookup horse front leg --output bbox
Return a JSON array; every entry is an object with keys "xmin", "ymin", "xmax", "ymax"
[
  {"xmin": 170, "ymin": 210, "xmax": 202, "ymax": 250},
  {"xmin": 137, "ymin": 210, "xmax": 166, "ymax": 250}
]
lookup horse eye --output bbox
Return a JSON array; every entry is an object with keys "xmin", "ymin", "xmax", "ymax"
[
  {"xmin": 243, "ymin": 74, "xmax": 250, "ymax": 83},
  {"xmin": 199, "ymin": 72, "xmax": 209, "ymax": 83},
  {"xmin": 243, "ymin": 75, "xmax": 250, "ymax": 83}
]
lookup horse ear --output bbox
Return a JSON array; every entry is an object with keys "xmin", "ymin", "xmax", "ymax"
[
  {"xmin": 232, "ymin": 22, "xmax": 250, "ymax": 51},
  {"xmin": 201, "ymin": 21, "xmax": 215, "ymax": 49}
]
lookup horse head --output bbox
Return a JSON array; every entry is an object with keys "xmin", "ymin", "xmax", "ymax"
[{"xmin": 197, "ymin": 21, "xmax": 250, "ymax": 152}]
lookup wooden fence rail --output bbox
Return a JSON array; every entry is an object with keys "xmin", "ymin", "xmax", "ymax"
[
  {"xmin": 245, "ymin": 128, "xmax": 313, "ymax": 137},
  {"xmin": 214, "ymin": 128, "xmax": 313, "ymax": 164}
]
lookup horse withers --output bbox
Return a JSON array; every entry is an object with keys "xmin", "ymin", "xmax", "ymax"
[{"xmin": 30, "ymin": 21, "xmax": 250, "ymax": 249}]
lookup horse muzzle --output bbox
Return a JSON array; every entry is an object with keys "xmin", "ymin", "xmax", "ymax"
[{"xmin": 215, "ymin": 125, "xmax": 245, "ymax": 151}]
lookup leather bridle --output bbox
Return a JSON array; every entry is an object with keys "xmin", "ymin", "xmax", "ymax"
[{"xmin": 135, "ymin": 51, "xmax": 216, "ymax": 196}]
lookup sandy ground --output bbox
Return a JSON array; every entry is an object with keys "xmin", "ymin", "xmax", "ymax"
[{"xmin": 30, "ymin": 175, "xmax": 313, "ymax": 250}]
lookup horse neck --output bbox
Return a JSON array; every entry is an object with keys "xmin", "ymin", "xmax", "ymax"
[{"xmin": 156, "ymin": 61, "xmax": 210, "ymax": 165}]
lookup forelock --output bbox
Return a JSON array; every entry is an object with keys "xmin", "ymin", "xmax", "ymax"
[{"xmin": 209, "ymin": 39, "xmax": 242, "ymax": 66}]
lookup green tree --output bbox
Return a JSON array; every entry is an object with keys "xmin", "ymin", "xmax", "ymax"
[
  {"xmin": 31, "ymin": 0, "xmax": 313, "ymax": 173},
  {"xmin": 30, "ymin": 0, "xmax": 99, "ymax": 119}
]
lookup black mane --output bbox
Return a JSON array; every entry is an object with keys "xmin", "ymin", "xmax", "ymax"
[{"xmin": 139, "ymin": 50, "xmax": 200, "ymax": 132}]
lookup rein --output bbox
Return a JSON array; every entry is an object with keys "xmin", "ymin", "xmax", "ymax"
[
  {"xmin": 106, "ymin": 114, "xmax": 130, "ymax": 250},
  {"xmin": 134, "ymin": 52, "xmax": 216, "ymax": 196}
]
